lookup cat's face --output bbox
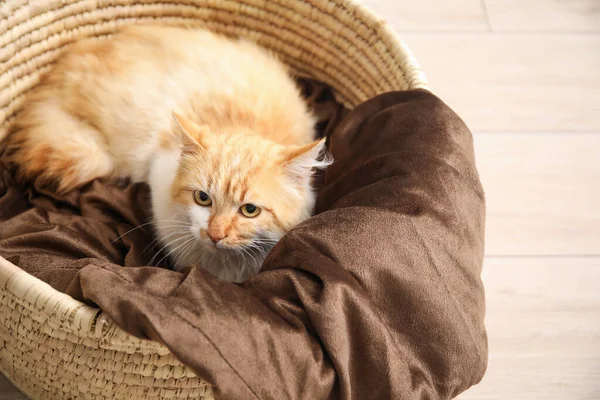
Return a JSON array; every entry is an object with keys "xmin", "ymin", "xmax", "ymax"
[{"xmin": 169, "ymin": 113, "xmax": 329, "ymax": 255}]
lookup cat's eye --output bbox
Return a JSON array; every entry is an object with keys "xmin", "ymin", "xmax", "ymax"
[
  {"xmin": 240, "ymin": 204, "xmax": 261, "ymax": 218},
  {"xmin": 193, "ymin": 190, "xmax": 212, "ymax": 206}
]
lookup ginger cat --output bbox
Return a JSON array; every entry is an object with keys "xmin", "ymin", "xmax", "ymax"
[{"xmin": 1, "ymin": 25, "xmax": 330, "ymax": 282}]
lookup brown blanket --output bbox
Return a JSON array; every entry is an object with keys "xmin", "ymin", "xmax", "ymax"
[{"xmin": 0, "ymin": 88, "xmax": 487, "ymax": 399}]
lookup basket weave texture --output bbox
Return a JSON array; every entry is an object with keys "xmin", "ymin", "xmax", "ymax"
[{"xmin": 0, "ymin": 0, "xmax": 428, "ymax": 398}]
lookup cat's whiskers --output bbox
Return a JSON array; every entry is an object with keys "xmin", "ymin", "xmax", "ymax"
[
  {"xmin": 141, "ymin": 227, "xmax": 192, "ymax": 259},
  {"xmin": 110, "ymin": 221, "xmax": 157, "ymax": 245},
  {"xmin": 249, "ymin": 238, "xmax": 278, "ymax": 251},
  {"xmin": 111, "ymin": 219, "xmax": 191, "ymax": 245},
  {"xmin": 235, "ymin": 244, "xmax": 256, "ymax": 267},
  {"xmin": 173, "ymin": 237, "xmax": 198, "ymax": 269},
  {"xmin": 149, "ymin": 234, "xmax": 192, "ymax": 267},
  {"xmin": 142, "ymin": 223, "xmax": 192, "ymax": 248},
  {"xmin": 160, "ymin": 235, "xmax": 197, "ymax": 268},
  {"xmin": 237, "ymin": 241, "xmax": 269, "ymax": 266},
  {"xmin": 157, "ymin": 235, "xmax": 196, "ymax": 268},
  {"xmin": 237, "ymin": 245, "xmax": 253, "ymax": 263}
]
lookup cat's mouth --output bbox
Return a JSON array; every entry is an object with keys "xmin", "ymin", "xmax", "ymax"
[
  {"xmin": 204, "ymin": 238, "xmax": 278, "ymax": 257},
  {"xmin": 202, "ymin": 239, "xmax": 248, "ymax": 252}
]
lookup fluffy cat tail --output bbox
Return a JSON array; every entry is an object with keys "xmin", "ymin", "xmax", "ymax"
[{"xmin": 2, "ymin": 104, "xmax": 114, "ymax": 193}]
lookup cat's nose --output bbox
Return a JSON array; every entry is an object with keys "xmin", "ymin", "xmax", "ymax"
[{"xmin": 208, "ymin": 233, "xmax": 226, "ymax": 244}]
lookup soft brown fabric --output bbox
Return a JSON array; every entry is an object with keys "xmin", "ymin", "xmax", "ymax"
[{"xmin": 0, "ymin": 89, "xmax": 487, "ymax": 399}]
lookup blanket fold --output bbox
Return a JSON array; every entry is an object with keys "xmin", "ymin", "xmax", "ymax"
[{"xmin": 0, "ymin": 88, "xmax": 487, "ymax": 400}]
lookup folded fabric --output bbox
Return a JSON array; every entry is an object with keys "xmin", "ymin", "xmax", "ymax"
[{"xmin": 0, "ymin": 88, "xmax": 487, "ymax": 399}]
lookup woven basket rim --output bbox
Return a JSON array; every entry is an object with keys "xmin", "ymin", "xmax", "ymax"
[{"xmin": 0, "ymin": 253, "xmax": 165, "ymax": 348}]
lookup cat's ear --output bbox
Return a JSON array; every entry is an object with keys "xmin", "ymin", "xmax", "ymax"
[
  {"xmin": 171, "ymin": 111, "xmax": 208, "ymax": 153},
  {"xmin": 281, "ymin": 138, "xmax": 332, "ymax": 182}
]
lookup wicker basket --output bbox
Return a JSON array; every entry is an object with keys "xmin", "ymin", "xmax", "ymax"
[{"xmin": 0, "ymin": 0, "xmax": 428, "ymax": 398}]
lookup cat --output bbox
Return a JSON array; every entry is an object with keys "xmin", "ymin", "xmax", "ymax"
[{"xmin": 1, "ymin": 25, "xmax": 331, "ymax": 282}]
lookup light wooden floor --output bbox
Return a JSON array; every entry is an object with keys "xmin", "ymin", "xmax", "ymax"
[{"xmin": 2, "ymin": 0, "xmax": 600, "ymax": 399}]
